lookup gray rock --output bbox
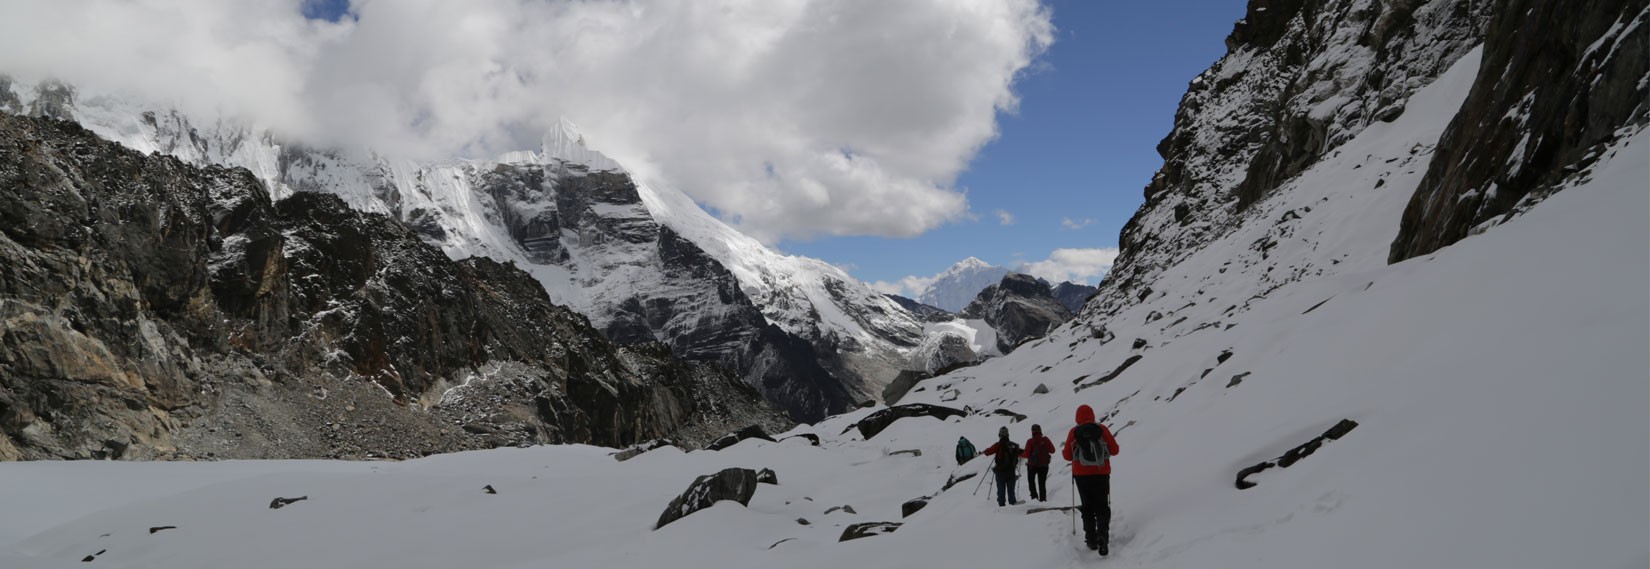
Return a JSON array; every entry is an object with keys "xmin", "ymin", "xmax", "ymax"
[
  {"xmin": 901, "ymin": 497, "xmax": 930, "ymax": 518},
  {"xmin": 705, "ymin": 425, "xmax": 777, "ymax": 451},
  {"xmin": 757, "ymin": 468, "xmax": 779, "ymax": 485},
  {"xmin": 960, "ymin": 274, "xmax": 1073, "ymax": 354},
  {"xmin": 824, "ymin": 505, "xmax": 857, "ymax": 515},
  {"xmin": 269, "ymin": 496, "xmax": 308, "ymax": 510},
  {"xmin": 845, "ymin": 404, "xmax": 967, "ymax": 440},
  {"xmin": 655, "ymin": 468, "xmax": 759, "ymax": 529},
  {"xmin": 839, "ymin": 521, "xmax": 901, "ymax": 542}
]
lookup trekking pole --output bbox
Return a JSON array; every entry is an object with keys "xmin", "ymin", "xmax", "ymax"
[{"xmin": 972, "ymin": 465, "xmax": 990, "ymax": 495}]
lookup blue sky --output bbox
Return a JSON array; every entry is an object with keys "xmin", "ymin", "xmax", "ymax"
[{"xmin": 786, "ymin": 0, "xmax": 1247, "ymax": 290}]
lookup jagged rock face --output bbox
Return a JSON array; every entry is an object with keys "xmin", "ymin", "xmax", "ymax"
[
  {"xmin": 1389, "ymin": 0, "xmax": 1649, "ymax": 262},
  {"xmin": 961, "ymin": 273, "xmax": 1072, "ymax": 354},
  {"xmin": 1050, "ymin": 282, "xmax": 1098, "ymax": 314},
  {"xmin": 0, "ymin": 113, "xmax": 789, "ymax": 460},
  {"xmin": 885, "ymin": 294, "xmax": 953, "ymax": 323},
  {"xmin": 904, "ymin": 331, "xmax": 978, "ymax": 376},
  {"xmin": 1095, "ymin": 0, "xmax": 1490, "ymax": 321},
  {"xmin": 0, "ymin": 77, "xmax": 926, "ymax": 424}
]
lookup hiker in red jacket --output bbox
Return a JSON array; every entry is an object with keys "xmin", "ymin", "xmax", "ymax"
[
  {"xmin": 1063, "ymin": 404, "xmax": 1120, "ymax": 555},
  {"xmin": 980, "ymin": 426, "xmax": 1021, "ymax": 506},
  {"xmin": 1021, "ymin": 424, "xmax": 1057, "ymax": 502}
]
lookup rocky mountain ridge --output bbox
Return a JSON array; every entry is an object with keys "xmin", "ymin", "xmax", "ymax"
[
  {"xmin": 960, "ymin": 273, "xmax": 1073, "ymax": 355},
  {"xmin": 0, "ymin": 112, "xmax": 789, "ymax": 460},
  {"xmin": 0, "ymin": 79, "xmax": 928, "ymax": 422}
]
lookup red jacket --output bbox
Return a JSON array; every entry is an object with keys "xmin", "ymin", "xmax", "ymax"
[
  {"xmin": 1062, "ymin": 404, "xmax": 1120, "ymax": 476},
  {"xmin": 981, "ymin": 439, "xmax": 1021, "ymax": 472},
  {"xmin": 1022, "ymin": 434, "xmax": 1057, "ymax": 467}
]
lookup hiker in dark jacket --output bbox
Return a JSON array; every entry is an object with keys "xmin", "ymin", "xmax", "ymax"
[
  {"xmin": 1021, "ymin": 424, "xmax": 1057, "ymax": 502},
  {"xmin": 1063, "ymin": 404, "xmax": 1121, "ymax": 555},
  {"xmin": 955, "ymin": 436, "xmax": 976, "ymax": 465},
  {"xmin": 981, "ymin": 426, "xmax": 1022, "ymax": 506}
]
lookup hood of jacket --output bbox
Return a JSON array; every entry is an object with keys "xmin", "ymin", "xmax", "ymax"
[{"xmin": 1075, "ymin": 404, "xmax": 1096, "ymax": 425}]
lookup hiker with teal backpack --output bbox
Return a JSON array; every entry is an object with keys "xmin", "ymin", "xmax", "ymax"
[
  {"xmin": 1064, "ymin": 404, "xmax": 1120, "ymax": 555},
  {"xmin": 955, "ymin": 436, "xmax": 976, "ymax": 465},
  {"xmin": 980, "ymin": 426, "xmax": 1022, "ymax": 506}
]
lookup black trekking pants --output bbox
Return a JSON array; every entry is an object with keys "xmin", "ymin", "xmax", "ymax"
[
  {"xmin": 1026, "ymin": 465, "xmax": 1049, "ymax": 501},
  {"xmin": 1074, "ymin": 474, "xmax": 1111, "ymax": 546}
]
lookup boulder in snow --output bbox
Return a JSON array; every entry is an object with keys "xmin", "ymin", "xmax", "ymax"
[
  {"xmin": 839, "ymin": 522, "xmax": 902, "ymax": 542},
  {"xmin": 704, "ymin": 425, "xmax": 775, "ymax": 451},
  {"xmin": 654, "ymin": 468, "xmax": 759, "ymax": 529},
  {"xmin": 845, "ymin": 404, "xmax": 967, "ymax": 440}
]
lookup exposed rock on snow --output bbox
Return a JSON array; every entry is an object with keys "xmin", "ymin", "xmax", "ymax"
[
  {"xmin": 846, "ymin": 404, "xmax": 967, "ymax": 440},
  {"xmin": 612, "ymin": 439, "xmax": 675, "ymax": 462},
  {"xmin": 900, "ymin": 497, "xmax": 930, "ymax": 518},
  {"xmin": 838, "ymin": 521, "xmax": 901, "ymax": 542},
  {"xmin": 654, "ymin": 468, "xmax": 759, "ymax": 530},
  {"xmin": 268, "ymin": 497, "xmax": 308, "ymax": 510},
  {"xmin": 704, "ymin": 425, "xmax": 776, "ymax": 451},
  {"xmin": 1236, "ymin": 419, "xmax": 1360, "ymax": 489},
  {"xmin": 756, "ymin": 469, "xmax": 779, "ymax": 485}
]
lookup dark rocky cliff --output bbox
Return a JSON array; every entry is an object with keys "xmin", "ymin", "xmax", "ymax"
[
  {"xmin": 961, "ymin": 273, "xmax": 1072, "ymax": 354},
  {"xmin": 0, "ymin": 113, "xmax": 789, "ymax": 461},
  {"xmin": 1093, "ymin": 0, "xmax": 1491, "ymax": 322},
  {"xmin": 1389, "ymin": 0, "xmax": 1649, "ymax": 261}
]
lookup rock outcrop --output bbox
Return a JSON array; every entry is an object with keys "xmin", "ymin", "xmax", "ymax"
[
  {"xmin": 884, "ymin": 294, "xmax": 953, "ymax": 323},
  {"xmin": 1050, "ymin": 281, "xmax": 1098, "ymax": 314},
  {"xmin": 1092, "ymin": 0, "xmax": 1491, "ymax": 321},
  {"xmin": 846, "ymin": 404, "xmax": 967, "ymax": 440},
  {"xmin": 0, "ymin": 113, "xmax": 789, "ymax": 460},
  {"xmin": 960, "ymin": 273, "xmax": 1073, "ymax": 354},
  {"xmin": 704, "ymin": 425, "xmax": 776, "ymax": 451},
  {"xmin": 654, "ymin": 467, "xmax": 760, "ymax": 529},
  {"xmin": 839, "ymin": 522, "xmax": 901, "ymax": 542},
  {"xmin": 1389, "ymin": 0, "xmax": 1649, "ymax": 261}
]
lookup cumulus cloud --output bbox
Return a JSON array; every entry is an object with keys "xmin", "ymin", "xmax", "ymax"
[
  {"xmin": 1061, "ymin": 217, "xmax": 1095, "ymax": 230},
  {"xmin": 0, "ymin": 0, "xmax": 1054, "ymax": 243},
  {"xmin": 1018, "ymin": 247, "xmax": 1119, "ymax": 284},
  {"xmin": 994, "ymin": 209, "xmax": 1016, "ymax": 226},
  {"xmin": 869, "ymin": 275, "xmax": 939, "ymax": 298}
]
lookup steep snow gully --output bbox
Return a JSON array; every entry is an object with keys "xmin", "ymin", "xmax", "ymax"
[{"xmin": 2, "ymin": 0, "xmax": 1647, "ymax": 568}]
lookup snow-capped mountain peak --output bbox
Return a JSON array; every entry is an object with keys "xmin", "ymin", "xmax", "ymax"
[{"xmin": 917, "ymin": 257, "xmax": 1010, "ymax": 312}]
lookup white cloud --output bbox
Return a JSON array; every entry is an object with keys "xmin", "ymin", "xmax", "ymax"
[
  {"xmin": 1061, "ymin": 217, "xmax": 1095, "ymax": 230},
  {"xmin": 869, "ymin": 275, "xmax": 939, "ymax": 298},
  {"xmin": 994, "ymin": 209, "xmax": 1016, "ymax": 226},
  {"xmin": 1018, "ymin": 247, "xmax": 1118, "ymax": 284},
  {"xmin": 0, "ymin": 0, "xmax": 1054, "ymax": 243}
]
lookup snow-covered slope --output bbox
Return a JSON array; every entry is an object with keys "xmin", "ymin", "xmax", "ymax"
[
  {"xmin": 919, "ymin": 257, "xmax": 1011, "ymax": 312},
  {"xmin": 4, "ymin": 41, "xmax": 1641, "ymax": 569},
  {"xmin": 0, "ymin": 77, "xmax": 925, "ymax": 421}
]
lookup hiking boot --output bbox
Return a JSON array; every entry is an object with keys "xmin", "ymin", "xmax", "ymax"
[
  {"xmin": 1085, "ymin": 541, "xmax": 1098, "ymax": 551},
  {"xmin": 1097, "ymin": 544, "xmax": 1108, "ymax": 556}
]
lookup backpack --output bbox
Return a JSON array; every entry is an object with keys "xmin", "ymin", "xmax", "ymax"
[
  {"xmin": 956, "ymin": 438, "xmax": 976, "ymax": 461},
  {"xmin": 1027, "ymin": 437, "xmax": 1052, "ymax": 466},
  {"xmin": 1072, "ymin": 423, "xmax": 1110, "ymax": 468},
  {"xmin": 993, "ymin": 441, "xmax": 1021, "ymax": 473}
]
